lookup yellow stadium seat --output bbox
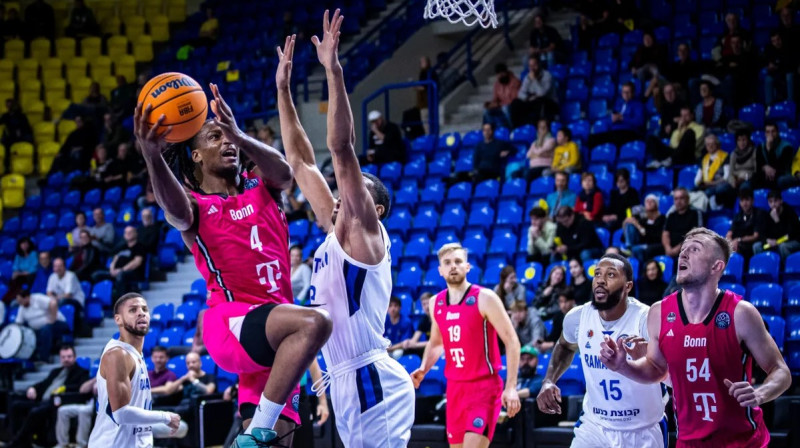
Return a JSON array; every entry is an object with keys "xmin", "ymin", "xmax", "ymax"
[
  {"xmin": 24, "ymin": 101, "xmax": 45, "ymax": 125},
  {"xmin": 143, "ymin": 0, "xmax": 162, "ymax": 21},
  {"xmin": 19, "ymin": 79, "xmax": 42, "ymax": 109},
  {"xmin": 166, "ymin": 0, "xmax": 186, "ymax": 23},
  {"xmin": 115, "ymin": 55, "xmax": 136, "ymax": 82},
  {"xmin": 99, "ymin": 75, "xmax": 117, "ymax": 98},
  {"xmin": 50, "ymin": 99, "xmax": 72, "ymax": 118},
  {"xmin": 69, "ymin": 77, "xmax": 92, "ymax": 103},
  {"xmin": 58, "ymin": 119, "xmax": 77, "ymax": 143},
  {"xmin": 39, "ymin": 154, "xmax": 56, "ymax": 174},
  {"xmin": 133, "ymin": 36, "xmax": 153, "ymax": 62},
  {"xmin": 10, "ymin": 142, "xmax": 34, "ymax": 175},
  {"xmin": 17, "ymin": 59, "xmax": 40, "ymax": 82},
  {"xmin": 1, "ymin": 174, "xmax": 26, "ymax": 208},
  {"xmin": 42, "ymin": 58, "xmax": 64, "ymax": 83},
  {"xmin": 66, "ymin": 58, "xmax": 88, "ymax": 84},
  {"xmin": 34, "ymin": 122, "xmax": 56, "ymax": 144},
  {"xmin": 55, "ymin": 37, "xmax": 77, "ymax": 60},
  {"xmin": 37, "ymin": 141, "xmax": 60, "ymax": 174},
  {"xmin": 89, "ymin": 56, "xmax": 112, "ymax": 80},
  {"xmin": 0, "ymin": 142, "xmax": 5, "ymax": 173},
  {"xmin": 101, "ymin": 15, "xmax": 121, "ymax": 35},
  {"xmin": 88, "ymin": 0, "xmax": 115, "ymax": 23},
  {"xmin": 0, "ymin": 60, "xmax": 14, "ymax": 83},
  {"xmin": 45, "ymin": 78, "xmax": 67, "ymax": 106},
  {"xmin": 120, "ymin": 0, "xmax": 139, "ymax": 17},
  {"xmin": 149, "ymin": 15, "xmax": 169, "ymax": 42},
  {"xmin": 124, "ymin": 15, "xmax": 146, "ymax": 40},
  {"xmin": 80, "ymin": 37, "xmax": 102, "ymax": 60},
  {"xmin": 30, "ymin": 38, "xmax": 52, "ymax": 62},
  {"xmin": 107, "ymin": 36, "xmax": 129, "ymax": 60},
  {"xmin": 3, "ymin": 40, "xmax": 25, "ymax": 63}
]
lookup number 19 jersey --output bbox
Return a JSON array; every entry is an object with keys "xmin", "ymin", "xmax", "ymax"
[{"xmin": 563, "ymin": 297, "xmax": 666, "ymax": 431}]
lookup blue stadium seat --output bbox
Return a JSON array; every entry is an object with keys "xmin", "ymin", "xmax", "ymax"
[
  {"xmin": 85, "ymin": 301, "xmax": 104, "ymax": 326},
  {"xmin": 389, "ymin": 233, "xmax": 404, "ymax": 263},
  {"xmin": 385, "ymin": 207, "xmax": 412, "ymax": 238},
  {"xmin": 288, "ymin": 219, "xmax": 310, "ymax": 242},
  {"xmin": 438, "ymin": 204, "xmax": 467, "ymax": 231},
  {"xmin": 511, "ymin": 125, "xmax": 536, "ymax": 145},
  {"xmin": 646, "ymin": 168, "xmax": 673, "ymax": 195},
  {"xmin": 784, "ymin": 186, "xmax": 800, "ymax": 209},
  {"xmin": 753, "ymin": 188, "xmax": 769, "ymax": 210},
  {"xmin": 158, "ymin": 327, "xmax": 183, "ymax": 347},
  {"xmin": 494, "ymin": 127, "xmax": 511, "ymax": 142},
  {"xmin": 76, "ymin": 356, "xmax": 91, "ymax": 371},
  {"xmin": 488, "ymin": 231, "xmax": 517, "ymax": 256},
  {"xmin": 474, "ymin": 179, "xmax": 500, "ymax": 202},
  {"xmin": 462, "ymin": 232, "xmax": 488, "ymax": 260},
  {"xmin": 583, "ymin": 259, "xmax": 600, "ymax": 279},
  {"xmin": 747, "ymin": 252, "xmax": 780, "ymax": 283},
  {"xmin": 438, "ymin": 132, "xmax": 461, "ymax": 152},
  {"xmin": 398, "ymin": 354, "xmax": 420, "ymax": 373},
  {"xmin": 394, "ymin": 183, "xmax": 418, "ymax": 208},
  {"xmin": 500, "ymin": 178, "xmax": 527, "ymax": 200},
  {"xmin": 410, "ymin": 135, "xmax": 436, "ymax": 155},
  {"xmin": 167, "ymin": 355, "xmax": 188, "ymax": 377},
  {"xmin": 3, "ymin": 217, "xmax": 20, "ymax": 233},
  {"xmin": 557, "ymin": 356, "xmax": 586, "ymax": 396},
  {"xmin": 708, "ymin": 216, "xmax": 731, "ymax": 237},
  {"xmin": 60, "ymin": 304, "xmax": 75, "ymax": 333},
  {"xmin": 158, "ymin": 247, "xmax": 177, "ymax": 271},
  {"xmin": 402, "ymin": 158, "xmax": 426, "ymax": 181},
  {"xmin": 721, "ymin": 252, "xmax": 744, "ymax": 284},
  {"xmin": 21, "ymin": 215, "xmax": 39, "ymax": 232},
  {"xmin": 591, "ymin": 143, "xmax": 616, "ymax": 167},
  {"xmin": 567, "ymin": 120, "xmax": 590, "ymax": 144},
  {"xmin": 529, "ymin": 176, "xmax": 554, "ymax": 197},
  {"xmin": 404, "ymin": 236, "xmax": 432, "ymax": 265},
  {"xmin": 739, "ymin": 103, "xmax": 765, "ymax": 129},
  {"xmin": 588, "ymin": 99, "xmax": 609, "ymax": 121},
  {"xmin": 411, "ymin": 205, "xmax": 439, "ymax": 235},
  {"xmin": 418, "ymin": 359, "xmax": 446, "ymax": 396},
  {"xmin": 769, "ymin": 100, "xmax": 796, "ymax": 123},
  {"xmin": 595, "ymin": 227, "xmax": 610, "ymax": 248},
  {"xmin": 785, "ymin": 252, "xmax": 800, "ymax": 282},
  {"xmin": 39, "ymin": 212, "xmax": 57, "ymax": 232},
  {"xmin": 749, "ymin": 284, "xmax": 783, "ymax": 316},
  {"xmin": 217, "ymin": 367, "xmax": 238, "ymax": 392},
  {"xmin": 496, "ymin": 200, "xmax": 523, "ymax": 228},
  {"xmin": 764, "ymin": 315, "xmax": 785, "ymax": 350},
  {"xmin": 720, "ymin": 282, "xmax": 746, "ymax": 299},
  {"xmin": 422, "ymin": 268, "xmax": 445, "ymax": 290},
  {"xmin": 597, "ymin": 33, "xmax": 620, "ymax": 48},
  {"xmin": 0, "ymin": 238, "xmax": 15, "ymax": 257},
  {"xmin": 517, "ymin": 261, "xmax": 543, "ymax": 290},
  {"xmin": 123, "ymin": 185, "xmax": 143, "ymax": 203},
  {"xmin": 102, "ymin": 186, "xmax": 122, "ymax": 205},
  {"xmin": 467, "ymin": 202, "xmax": 495, "ymax": 232},
  {"xmin": 653, "ymin": 256, "xmax": 674, "ymax": 282},
  {"xmin": 461, "ymin": 130, "xmax": 482, "ymax": 148},
  {"xmin": 396, "ymin": 264, "xmax": 423, "ymax": 290},
  {"xmin": 595, "ymin": 171, "xmax": 614, "ymax": 195},
  {"xmin": 619, "ymin": 141, "xmax": 645, "ymax": 164},
  {"xmin": 151, "ymin": 303, "xmax": 175, "ymax": 330},
  {"xmin": 677, "ymin": 166, "xmax": 698, "ymax": 188},
  {"xmin": 379, "ymin": 162, "xmax": 403, "ymax": 186},
  {"xmin": 182, "ymin": 328, "xmax": 195, "ymax": 346},
  {"xmin": 57, "ymin": 212, "xmax": 75, "ymax": 232},
  {"xmin": 90, "ymin": 280, "xmax": 113, "ymax": 307},
  {"xmin": 44, "ymin": 192, "xmax": 61, "ymax": 209},
  {"xmin": 63, "ymin": 190, "xmax": 81, "ymax": 208},
  {"xmin": 171, "ymin": 303, "xmax": 200, "ymax": 329},
  {"xmin": 446, "ymin": 182, "xmax": 472, "ymax": 206},
  {"xmin": 789, "ymin": 315, "xmax": 800, "ymax": 341},
  {"xmin": 38, "ymin": 236, "xmax": 56, "ymax": 253},
  {"xmin": 433, "ymin": 229, "xmax": 459, "ymax": 250}
]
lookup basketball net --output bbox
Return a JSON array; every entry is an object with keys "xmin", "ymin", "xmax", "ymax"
[{"xmin": 424, "ymin": 0, "xmax": 498, "ymax": 28}]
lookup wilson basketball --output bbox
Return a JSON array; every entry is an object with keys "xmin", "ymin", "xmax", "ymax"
[{"xmin": 137, "ymin": 72, "xmax": 208, "ymax": 143}]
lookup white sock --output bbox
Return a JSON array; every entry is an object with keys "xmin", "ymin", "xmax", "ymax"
[{"xmin": 244, "ymin": 394, "xmax": 285, "ymax": 435}]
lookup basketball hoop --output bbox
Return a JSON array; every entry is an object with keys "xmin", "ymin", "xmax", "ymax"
[{"xmin": 424, "ymin": 0, "xmax": 498, "ymax": 28}]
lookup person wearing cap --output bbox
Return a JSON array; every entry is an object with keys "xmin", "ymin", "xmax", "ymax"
[
  {"xmin": 366, "ymin": 110, "xmax": 405, "ymax": 165},
  {"xmin": 622, "ymin": 193, "xmax": 665, "ymax": 261},
  {"xmin": 726, "ymin": 189, "xmax": 764, "ymax": 260},
  {"xmin": 516, "ymin": 345, "xmax": 543, "ymax": 399},
  {"xmin": 753, "ymin": 189, "xmax": 800, "ymax": 260}
]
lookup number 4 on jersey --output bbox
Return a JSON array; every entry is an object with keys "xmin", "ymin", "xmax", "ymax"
[{"xmin": 250, "ymin": 225, "xmax": 263, "ymax": 252}]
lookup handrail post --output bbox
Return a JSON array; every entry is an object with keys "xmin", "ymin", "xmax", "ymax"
[
  {"xmin": 466, "ymin": 40, "xmax": 476, "ymax": 87},
  {"xmin": 502, "ymin": 4, "xmax": 513, "ymax": 50}
]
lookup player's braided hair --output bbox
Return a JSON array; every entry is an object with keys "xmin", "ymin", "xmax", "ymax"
[{"xmin": 162, "ymin": 139, "xmax": 201, "ymax": 191}]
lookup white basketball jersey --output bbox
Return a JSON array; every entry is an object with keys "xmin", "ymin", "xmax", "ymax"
[
  {"xmin": 89, "ymin": 339, "xmax": 153, "ymax": 448},
  {"xmin": 310, "ymin": 223, "xmax": 392, "ymax": 367},
  {"xmin": 565, "ymin": 298, "xmax": 666, "ymax": 431}
]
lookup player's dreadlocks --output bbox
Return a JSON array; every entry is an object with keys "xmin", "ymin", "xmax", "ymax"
[{"xmin": 162, "ymin": 139, "xmax": 202, "ymax": 191}]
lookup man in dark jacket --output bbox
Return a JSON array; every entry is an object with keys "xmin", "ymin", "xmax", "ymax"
[
  {"xmin": 553, "ymin": 206, "xmax": 604, "ymax": 263},
  {"xmin": 5, "ymin": 345, "xmax": 89, "ymax": 447},
  {"xmin": 755, "ymin": 122, "xmax": 796, "ymax": 189},
  {"xmin": 69, "ymin": 229, "xmax": 101, "ymax": 281},
  {"xmin": 366, "ymin": 110, "xmax": 406, "ymax": 164},
  {"xmin": 472, "ymin": 122, "xmax": 512, "ymax": 181},
  {"xmin": 753, "ymin": 189, "xmax": 800, "ymax": 260}
]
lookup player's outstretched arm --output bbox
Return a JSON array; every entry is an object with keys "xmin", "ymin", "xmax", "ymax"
[
  {"xmin": 411, "ymin": 299, "xmax": 444, "ymax": 388},
  {"xmin": 102, "ymin": 349, "xmax": 181, "ymax": 432},
  {"xmin": 276, "ymin": 34, "xmax": 336, "ymax": 232},
  {"xmin": 208, "ymin": 83, "xmax": 293, "ymax": 191},
  {"xmin": 602, "ymin": 301, "xmax": 669, "ymax": 384},
  {"xmin": 480, "ymin": 289, "xmax": 522, "ymax": 417},
  {"xmin": 135, "ymin": 103, "xmax": 195, "ymax": 232},
  {"xmin": 727, "ymin": 300, "xmax": 791, "ymax": 407}
]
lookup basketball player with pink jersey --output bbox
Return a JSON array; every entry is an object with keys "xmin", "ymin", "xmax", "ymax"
[
  {"xmin": 411, "ymin": 243, "xmax": 521, "ymax": 448},
  {"xmin": 134, "ymin": 78, "xmax": 332, "ymax": 446},
  {"xmin": 601, "ymin": 227, "xmax": 791, "ymax": 447}
]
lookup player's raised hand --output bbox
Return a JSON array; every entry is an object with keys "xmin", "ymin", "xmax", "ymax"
[
  {"xmin": 209, "ymin": 83, "xmax": 243, "ymax": 144},
  {"xmin": 311, "ymin": 9, "xmax": 344, "ymax": 70},
  {"xmin": 502, "ymin": 388, "xmax": 521, "ymax": 418},
  {"xmin": 624, "ymin": 336, "xmax": 648, "ymax": 361},
  {"xmin": 133, "ymin": 102, "xmax": 172, "ymax": 159},
  {"xmin": 410, "ymin": 368, "xmax": 426, "ymax": 389},
  {"xmin": 536, "ymin": 380, "xmax": 562, "ymax": 414},
  {"xmin": 276, "ymin": 34, "xmax": 296, "ymax": 91},
  {"xmin": 724, "ymin": 379, "xmax": 761, "ymax": 407},
  {"xmin": 599, "ymin": 336, "xmax": 628, "ymax": 371}
]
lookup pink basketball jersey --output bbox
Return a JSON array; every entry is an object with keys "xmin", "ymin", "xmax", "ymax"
[
  {"xmin": 432, "ymin": 284, "xmax": 502, "ymax": 382},
  {"xmin": 659, "ymin": 289, "xmax": 768, "ymax": 445},
  {"xmin": 189, "ymin": 171, "xmax": 292, "ymax": 308}
]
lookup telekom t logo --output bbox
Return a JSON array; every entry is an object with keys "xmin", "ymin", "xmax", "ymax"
[
  {"xmin": 450, "ymin": 348, "xmax": 465, "ymax": 368},
  {"xmin": 693, "ymin": 393, "xmax": 717, "ymax": 422},
  {"xmin": 256, "ymin": 260, "xmax": 282, "ymax": 293}
]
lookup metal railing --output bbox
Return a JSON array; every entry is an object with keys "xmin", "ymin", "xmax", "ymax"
[{"xmin": 361, "ymin": 80, "xmax": 439, "ymax": 153}]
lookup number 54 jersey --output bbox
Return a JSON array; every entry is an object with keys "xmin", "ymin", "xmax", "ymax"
[{"xmin": 563, "ymin": 297, "xmax": 667, "ymax": 431}]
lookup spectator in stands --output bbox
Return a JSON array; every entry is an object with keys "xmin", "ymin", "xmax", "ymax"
[
  {"xmin": 574, "ymin": 172, "xmax": 604, "ymax": 222},
  {"xmin": 161, "ymin": 352, "xmax": 215, "ymax": 432},
  {"xmin": 545, "ymin": 171, "xmax": 577, "ymax": 217},
  {"xmin": 665, "ymin": 43, "xmax": 700, "ymax": 103},
  {"xmin": 81, "ymin": 82, "xmax": 108, "ymax": 123},
  {"xmin": 94, "ymin": 226, "xmax": 145, "ymax": 297},
  {"xmin": 290, "ymin": 245, "xmax": 311, "ymax": 304},
  {"xmin": 137, "ymin": 178, "xmax": 158, "ymax": 211},
  {"xmin": 534, "ymin": 289, "xmax": 575, "ymax": 353},
  {"xmin": 197, "ymin": 5, "xmax": 219, "ymax": 46},
  {"xmin": 529, "ymin": 14, "xmax": 561, "ymax": 68},
  {"xmin": 65, "ymin": 0, "xmax": 98, "ymax": 38},
  {"xmin": 100, "ymin": 113, "xmax": 131, "ymax": 157},
  {"xmin": 629, "ymin": 30, "xmax": 667, "ymax": 83},
  {"xmin": 727, "ymin": 129, "xmax": 757, "ymax": 191},
  {"xmin": 554, "ymin": 205, "xmax": 604, "ymax": 263},
  {"xmin": 718, "ymin": 34, "xmax": 756, "ymax": 108},
  {"xmin": 69, "ymin": 230, "xmax": 101, "ymax": 282},
  {"xmin": 136, "ymin": 207, "xmax": 161, "ymax": 256},
  {"xmin": 588, "ymin": 82, "xmax": 645, "ymax": 148},
  {"xmin": 534, "ymin": 265, "xmax": 567, "ymax": 319},
  {"xmin": 576, "ymin": 0, "xmax": 612, "ymax": 49},
  {"xmin": 89, "ymin": 207, "xmax": 115, "ymax": 254},
  {"xmin": 53, "ymin": 115, "xmax": 97, "ymax": 173},
  {"xmin": 0, "ymin": 99, "xmax": 33, "ymax": 166},
  {"xmin": 282, "ymin": 179, "xmax": 309, "ymax": 222},
  {"xmin": 5, "ymin": 345, "xmax": 88, "ymax": 448},
  {"xmin": 9, "ymin": 237, "xmax": 38, "ymax": 294},
  {"xmin": 398, "ymin": 292, "xmax": 433, "ymax": 357},
  {"xmin": 623, "ymin": 194, "xmax": 665, "ymax": 261},
  {"xmin": 119, "ymin": 142, "xmax": 143, "ymax": 185},
  {"xmin": 602, "ymin": 168, "xmax": 640, "ymax": 231},
  {"xmin": 483, "ymin": 63, "xmax": 520, "ymax": 129},
  {"xmin": 753, "ymin": 189, "xmax": 800, "ymax": 259},
  {"xmin": 756, "ymin": 122, "xmax": 796, "ymax": 189},
  {"xmin": 385, "ymin": 297, "xmax": 414, "ymax": 359},
  {"xmin": 662, "ymin": 187, "xmax": 704, "ymax": 260},
  {"xmin": 527, "ymin": 206, "xmax": 555, "ymax": 264},
  {"xmin": 647, "ymin": 106, "xmax": 706, "ymax": 168},
  {"xmin": 514, "ymin": 57, "xmax": 558, "ymax": 126},
  {"xmin": 778, "ymin": 7, "xmax": 800, "ymax": 50},
  {"xmin": 637, "ymin": 259, "xmax": 667, "ymax": 306},
  {"xmin": 550, "ymin": 128, "xmax": 581, "ymax": 174},
  {"xmin": 84, "ymin": 144, "xmax": 124, "ymax": 190},
  {"xmin": 694, "ymin": 81, "xmax": 725, "ymax": 130},
  {"xmin": 149, "ymin": 345, "xmax": 178, "ymax": 401},
  {"xmin": 695, "ymin": 133, "xmax": 732, "ymax": 210},
  {"xmin": 472, "ymin": 122, "xmax": 512, "ymax": 181},
  {"xmin": 726, "ymin": 189, "xmax": 763, "ymax": 260},
  {"xmin": 24, "ymin": 0, "xmax": 55, "ymax": 41},
  {"xmin": 717, "ymin": 13, "xmax": 751, "ymax": 57},
  {"xmin": 15, "ymin": 289, "xmax": 70, "ymax": 362},
  {"xmin": 1, "ymin": 6, "xmax": 24, "ymax": 41},
  {"xmin": 69, "ymin": 211, "xmax": 88, "ymax": 251},
  {"xmin": 652, "ymin": 82, "xmax": 685, "ymax": 138},
  {"xmin": 510, "ymin": 300, "xmax": 546, "ymax": 347},
  {"xmin": 256, "ymin": 125, "xmax": 283, "ymax": 152},
  {"xmin": 416, "ymin": 56, "xmax": 439, "ymax": 121},
  {"xmin": 495, "ymin": 266, "xmax": 526, "ymax": 309},
  {"xmin": 109, "ymin": 76, "xmax": 138, "ymax": 119},
  {"xmin": 366, "ymin": 110, "xmax": 406, "ymax": 164},
  {"xmin": 525, "ymin": 119, "xmax": 555, "ymax": 181},
  {"xmin": 568, "ymin": 258, "xmax": 592, "ymax": 305},
  {"xmin": 47, "ymin": 257, "xmax": 85, "ymax": 308},
  {"xmin": 516, "ymin": 346, "xmax": 543, "ymax": 399},
  {"xmin": 30, "ymin": 251, "xmax": 52, "ymax": 295},
  {"xmin": 55, "ymin": 376, "xmax": 96, "ymax": 448},
  {"xmin": 764, "ymin": 30, "xmax": 796, "ymax": 105}
]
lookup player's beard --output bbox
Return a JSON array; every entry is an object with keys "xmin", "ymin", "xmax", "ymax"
[
  {"xmin": 676, "ymin": 268, "xmax": 707, "ymax": 288},
  {"xmin": 591, "ymin": 285, "xmax": 624, "ymax": 311},
  {"xmin": 124, "ymin": 322, "xmax": 149, "ymax": 337},
  {"xmin": 445, "ymin": 271, "xmax": 467, "ymax": 286}
]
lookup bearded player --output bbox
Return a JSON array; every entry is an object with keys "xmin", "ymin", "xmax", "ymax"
[
  {"xmin": 537, "ymin": 254, "xmax": 668, "ymax": 447},
  {"xmin": 134, "ymin": 78, "xmax": 332, "ymax": 447},
  {"xmin": 601, "ymin": 227, "xmax": 791, "ymax": 447},
  {"xmin": 411, "ymin": 243, "xmax": 521, "ymax": 448}
]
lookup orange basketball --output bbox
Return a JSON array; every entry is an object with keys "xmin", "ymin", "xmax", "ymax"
[{"xmin": 137, "ymin": 72, "xmax": 208, "ymax": 143}]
